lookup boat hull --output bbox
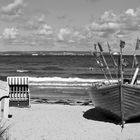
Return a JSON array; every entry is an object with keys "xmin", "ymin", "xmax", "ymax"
[{"xmin": 89, "ymin": 84, "xmax": 140, "ymax": 122}]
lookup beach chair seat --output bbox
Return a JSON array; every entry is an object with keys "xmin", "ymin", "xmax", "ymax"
[{"xmin": 7, "ymin": 77, "xmax": 30, "ymax": 107}]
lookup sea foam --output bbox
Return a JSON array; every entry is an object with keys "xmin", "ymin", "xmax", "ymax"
[{"xmin": 29, "ymin": 77, "xmax": 117, "ymax": 88}]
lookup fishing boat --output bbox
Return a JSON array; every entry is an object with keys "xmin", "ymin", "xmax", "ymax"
[{"xmin": 89, "ymin": 40, "xmax": 140, "ymax": 128}]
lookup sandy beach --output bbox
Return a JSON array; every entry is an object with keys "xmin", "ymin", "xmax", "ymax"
[{"xmin": 5, "ymin": 103, "xmax": 140, "ymax": 140}]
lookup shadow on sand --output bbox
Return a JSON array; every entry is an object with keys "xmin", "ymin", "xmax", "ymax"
[{"xmin": 83, "ymin": 107, "xmax": 140, "ymax": 125}]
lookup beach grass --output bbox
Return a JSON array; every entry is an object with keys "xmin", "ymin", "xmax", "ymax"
[{"xmin": 0, "ymin": 120, "xmax": 10, "ymax": 140}]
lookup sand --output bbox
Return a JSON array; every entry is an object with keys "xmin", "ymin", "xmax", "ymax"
[{"xmin": 7, "ymin": 103, "xmax": 140, "ymax": 140}]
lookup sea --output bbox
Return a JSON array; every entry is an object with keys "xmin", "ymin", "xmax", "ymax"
[{"xmin": 0, "ymin": 51, "xmax": 138, "ymax": 104}]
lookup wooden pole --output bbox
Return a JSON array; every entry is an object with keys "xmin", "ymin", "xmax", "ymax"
[
  {"xmin": 131, "ymin": 39, "xmax": 140, "ymax": 83},
  {"xmin": 90, "ymin": 45, "xmax": 111, "ymax": 84},
  {"xmin": 98, "ymin": 43, "xmax": 113, "ymax": 81},
  {"xmin": 119, "ymin": 40, "xmax": 125, "ymax": 128},
  {"xmin": 107, "ymin": 42, "xmax": 118, "ymax": 78},
  {"xmin": 93, "ymin": 53, "xmax": 111, "ymax": 84},
  {"xmin": 131, "ymin": 67, "xmax": 139, "ymax": 85}
]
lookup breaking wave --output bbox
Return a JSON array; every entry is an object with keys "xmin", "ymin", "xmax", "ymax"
[{"xmin": 29, "ymin": 77, "xmax": 117, "ymax": 88}]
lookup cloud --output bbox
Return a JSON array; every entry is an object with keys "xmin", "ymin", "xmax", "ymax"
[
  {"xmin": 0, "ymin": 12, "xmax": 55, "ymax": 47},
  {"xmin": 2, "ymin": 6, "xmax": 140, "ymax": 51},
  {"xmin": 18, "ymin": 15, "xmax": 47, "ymax": 31},
  {"xmin": 56, "ymin": 28, "xmax": 89, "ymax": 49},
  {"xmin": 1, "ymin": 0, "xmax": 25, "ymax": 16},
  {"xmin": 38, "ymin": 14, "xmax": 46, "ymax": 23},
  {"xmin": 115, "ymin": 30, "xmax": 130, "ymax": 38},
  {"xmin": 90, "ymin": 22, "xmax": 120, "ymax": 31},
  {"xmin": 125, "ymin": 9, "xmax": 136, "ymax": 16},
  {"xmin": 37, "ymin": 24, "xmax": 53, "ymax": 35},
  {"xmin": 57, "ymin": 28, "xmax": 71, "ymax": 41},
  {"xmin": 100, "ymin": 11, "xmax": 118, "ymax": 22},
  {"xmin": 1, "ymin": 31, "xmax": 55, "ymax": 47},
  {"xmin": 86, "ymin": 7, "xmax": 140, "ymax": 42},
  {"xmin": 87, "ymin": 11, "xmax": 120, "ymax": 39},
  {"xmin": 80, "ymin": 7, "xmax": 140, "ymax": 52},
  {"xmin": 2, "ymin": 27, "xmax": 18, "ymax": 39}
]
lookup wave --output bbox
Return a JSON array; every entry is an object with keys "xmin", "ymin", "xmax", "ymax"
[
  {"xmin": 29, "ymin": 77, "xmax": 117, "ymax": 88},
  {"xmin": 32, "ymin": 53, "xmax": 39, "ymax": 56},
  {"xmin": 2, "ymin": 54, "xmax": 21, "ymax": 56},
  {"xmin": 16, "ymin": 70, "xmax": 29, "ymax": 73},
  {"xmin": 29, "ymin": 77, "xmax": 118, "ymax": 82},
  {"xmin": 29, "ymin": 77, "xmax": 105, "ymax": 82}
]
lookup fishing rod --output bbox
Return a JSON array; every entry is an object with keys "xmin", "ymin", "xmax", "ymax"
[
  {"xmin": 107, "ymin": 41, "xmax": 118, "ymax": 79},
  {"xmin": 90, "ymin": 46, "xmax": 111, "ymax": 84},
  {"xmin": 97, "ymin": 42, "xmax": 113, "ymax": 82}
]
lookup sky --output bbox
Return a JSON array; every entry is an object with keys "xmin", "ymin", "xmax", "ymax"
[{"xmin": 0, "ymin": 0, "xmax": 140, "ymax": 53}]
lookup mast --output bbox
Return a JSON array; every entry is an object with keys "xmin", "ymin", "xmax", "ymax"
[{"xmin": 119, "ymin": 40, "xmax": 125, "ymax": 128}]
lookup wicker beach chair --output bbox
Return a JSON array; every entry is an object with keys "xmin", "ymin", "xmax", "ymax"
[{"xmin": 7, "ymin": 77, "xmax": 30, "ymax": 107}]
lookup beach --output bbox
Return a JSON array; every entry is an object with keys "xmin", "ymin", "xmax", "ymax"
[
  {"xmin": 7, "ymin": 103, "xmax": 140, "ymax": 140},
  {"xmin": 0, "ymin": 53, "xmax": 139, "ymax": 140},
  {"xmin": 0, "ymin": 0, "xmax": 140, "ymax": 139}
]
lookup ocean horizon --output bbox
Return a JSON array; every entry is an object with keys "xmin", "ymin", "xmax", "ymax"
[
  {"xmin": 0, "ymin": 51, "xmax": 138, "ymax": 102},
  {"xmin": 0, "ymin": 51, "xmax": 139, "ymax": 56}
]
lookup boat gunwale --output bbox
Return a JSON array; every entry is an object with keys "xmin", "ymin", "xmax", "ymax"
[{"xmin": 91, "ymin": 83, "xmax": 140, "ymax": 91}]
